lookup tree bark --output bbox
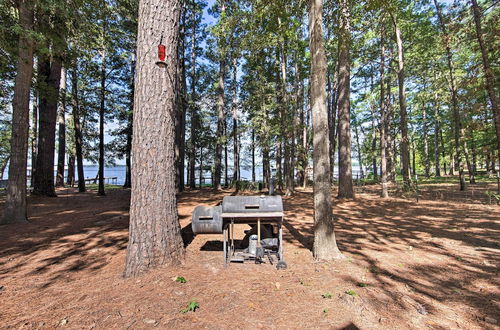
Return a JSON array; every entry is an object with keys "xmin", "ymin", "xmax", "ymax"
[
  {"xmin": 124, "ymin": 0, "xmax": 184, "ymax": 277},
  {"xmin": 33, "ymin": 56, "xmax": 62, "ymax": 197},
  {"xmin": 31, "ymin": 90, "xmax": 38, "ymax": 187},
  {"xmin": 56, "ymin": 67, "xmax": 67, "ymax": 187},
  {"xmin": 71, "ymin": 61, "xmax": 86, "ymax": 192},
  {"xmin": 380, "ymin": 22, "xmax": 388, "ymax": 198},
  {"xmin": 188, "ymin": 7, "xmax": 198, "ymax": 189},
  {"xmin": 124, "ymin": 55, "xmax": 135, "ymax": 189},
  {"xmin": 310, "ymin": 0, "xmax": 343, "ymax": 260},
  {"xmin": 2, "ymin": 0, "xmax": 34, "ymax": 224},
  {"xmin": 98, "ymin": 46, "xmax": 106, "ymax": 196},
  {"xmin": 433, "ymin": 0, "xmax": 465, "ymax": 190},
  {"xmin": 251, "ymin": 128, "xmax": 256, "ymax": 182},
  {"xmin": 232, "ymin": 57, "xmax": 239, "ymax": 185},
  {"xmin": 433, "ymin": 92, "xmax": 441, "ymax": 177},
  {"xmin": 337, "ymin": 0, "xmax": 354, "ymax": 199},
  {"xmin": 67, "ymin": 153, "xmax": 75, "ymax": 186},
  {"xmin": 422, "ymin": 100, "xmax": 430, "ymax": 177},
  {"xmin": 214, "ymin": 1, "xmax": 226, "ymax": 191},
  {"xmin": 471, "ymin": 0, "xmax": 499, "ymax": 168},
  {"xmin": 390, "ymin": 12, "xmax": 410, "ymax": 187}
]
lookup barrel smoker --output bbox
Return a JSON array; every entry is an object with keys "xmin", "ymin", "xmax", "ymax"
[{"xmin": 192, "ymin": 195, "xmax": 287, "ymax": 269}]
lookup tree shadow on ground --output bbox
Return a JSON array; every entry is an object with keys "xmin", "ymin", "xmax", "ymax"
[
  {"xmin": 281, "ymin": 186, "xmax": 499, "ymax": 323},
  {"xmin": 0, "ymin": 189, "xmax": 130, "ymax": 288}
]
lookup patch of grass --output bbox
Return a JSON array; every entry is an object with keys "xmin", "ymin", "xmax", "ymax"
[
  {"xmin": 321, "ymin": 293, "xmax": 332, "ymax": 299},
  {"xmin": 86, "ymin": 184, "xmax": 123, "ymax": 191},
  {"xmin": 455, "ymin": 256, "xmax": 464, "ymax": 262},
  {"xmin": 180, "ymin": 299, "xmax": 199, "ymax": 313},
  {"xmin": 357, "ymin": 282, "xmax": 368, "ymax": 287},
  {"xmin": 174, "ymin": 276, "xmax": 186, "ymax": 283},
  {"xmin": 345, "ymin": 289, "xmax": 357, "ymax": 296},
  {"xmin": 323, "ymin": 308, "xmax": 328, "ymax": 314}
]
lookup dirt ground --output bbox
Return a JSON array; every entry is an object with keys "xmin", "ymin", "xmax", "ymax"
[{"xmin": 0, "ymin": 180, "xmax": 498, "ymax": 329}]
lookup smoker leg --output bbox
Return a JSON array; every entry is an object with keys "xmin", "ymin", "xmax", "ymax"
[
  {"xmin": 223, "ymin": 226, "xmax": 227, "ymax": 267},
  {"xmin": 277, "ymin": 222, "xmax": 287, "ymax": 270}
]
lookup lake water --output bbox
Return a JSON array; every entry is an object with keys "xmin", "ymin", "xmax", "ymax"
[
  {"xmin": 2, "ymin": 164, "xmax": 365, "ymax": 186},
  {"xmin": 67, "ymin": 165, "xmax": 364, "ymax": 186}
]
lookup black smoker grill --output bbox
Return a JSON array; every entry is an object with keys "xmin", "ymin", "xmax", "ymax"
[{"xmin": 192, "ymin": 195, "xmax": 287, "ymax": 269}]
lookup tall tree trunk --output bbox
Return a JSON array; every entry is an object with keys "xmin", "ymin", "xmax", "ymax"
[
  {"xmin": 433, "ymin": 94, "xmax": 441, "ymax": 177},
  {"xmin": 56, "ymin": 67, "xmax": 67, "ymax": 187},
  {"xmin": 471, "ymin": 0, "xmax": 499, "ymax": 167},
  {"xmin": 123, "ymin": 55, "xmax": 135, "ymax": 189},
  {"xmin": 433, "ymin": 0, "xmax": 465, "ymax": 190},
  {"xmin": 98, "ymin": 48, "xmax": 106, "ymax": 196},
  {"xmin": 386, "ymin": 71, "xmax": 395, "ymax": 182},
  {"xmin": 354, "ymin": 118, "xmax": 364, "ymax": 179},
  {"xmin": 31, "ymin": 90, "xmax": 38, "ymax": 187},
  {"xmin": 2, "ymin": 0, "xmax": 34, "ymax": 224},
  {"xmin": 71, "ymin": 61, "xmax": 86, "ymax": 192},
  {"xmin": 232, "ymin": 57, "xmax": 239, "ymax": 185},
  {"xmin": 302, "ymin": 92, "xmax": 311, "ymax": 188},
  {"xmin": 199, "ymin": 145, "xmax": 203, "ymax": 188},
  {"xmin": 67, "ymin": 153, "xmax": 75, "ymax": 186},
  {"xmin": 33, "ymin": 56, "xmax": 62, "ymax": 197},
  {"xmin": 188, "ymin": 8, "xmax": 197, "ymax": 189},
  {"xmin": 310, "ymin": 0, "xmax": 343, "ymax": 260},
  {"xmin": 380, "ymin": 23, "xmax": 388, "ymax": 198},
  {"xmin": 390, "ymin": 12, "xmax": 410, "ymax": 187},
  {"xmin": 423, "ymin": 100, "xmax": 430, "ymax": 177},
  {"xmin": 214, "ymin": 58, "xmax": 225, "ymax": 190},
  {"xmin": 124, "ymin": 0, "xmax": 184, "ymax": 277},
  {"xmin": 251, "ymin": 128, "xmax": 256, "ymax": 182},
  {"xmin": 371, "ymin": 103, "xmax": 378, "ymax": 180},
  {"xmin": 224, "ymin": 119, "xmax": 228, "ymax": 187},
  {"xmin": 337, "ymin": 0, "xmax": 354, "ymax": 198},
  {"xmin": 214, "ymin": 1, "xmax": 225, "ymax": 191},
  {"xmin": 176, "ymin": 5, "xmax": 186, "ymax": 192}
]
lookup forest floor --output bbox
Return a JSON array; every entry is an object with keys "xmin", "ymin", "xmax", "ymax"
[{"xmin": 0, "ymin": 178, "xmax": 499, "ymax": 329}]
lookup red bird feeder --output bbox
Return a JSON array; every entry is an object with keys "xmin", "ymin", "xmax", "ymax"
[{"xmin": 156, "ymin": 43, "xmax": 167, "ymax": 68}]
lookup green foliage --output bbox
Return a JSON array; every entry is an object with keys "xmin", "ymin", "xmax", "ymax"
[
  {"xmin": 345, "ymin": 290, "xmax": 357, "ymax": 296},
  {"xmin": 357, "ymin": 282, "xmax": 368, "ymax": 287},
  {"xmin": 321, "ymin": 293, "xmax": 332, "ymax": 299},
  {"xmin": 175, "ymin": 276, "xmax": 187, "ymax": 283},
  {"xmin": 180, "ymin": 299, "xmax": 199, "ymax": 313}
]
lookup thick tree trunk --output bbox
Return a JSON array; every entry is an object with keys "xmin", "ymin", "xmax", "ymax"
[
  {"xmin": 337, "ymin": 0, "xmax": 354, "ymax": 199},
  {"xmin": 98, "ymin": 48, "xmax": 106, "ymax": 196},
  {"xmin": 124, "ymin": 0, "xmax": 184, "ymax": 277},
  {"xmin": 433, "ymin": 0, "xmax": 465, "ymax": 190},
  {"xmin": 56, "ymin": 67, "xmax": 67, "ymax": 187},
  {"xmin": 471, "ymin": 0, "xmax": 499, "ymax": 167},
  {"xmin": 380, "ymin": 23, "xmax": 388, "ymax": 198},
  {"xmin": 390, "ymin": 13, "xmax": 410, "ymax": 187},
  {"xmin": 434, "ymin": 98, "xmax": 441, "ymax": 177},
  {"xmin": 33, "ymin": 56, "xmax": 62, "ymax": 197},
  {"xmin": 310, "ymin": 0, "xmax": 343, "ymax": 260},
  {"xmin": 1, "ymin": 0, "xmax": 34, "ymax": 224},
  {"xmin": 71, "ymin": 61, "xmax": 86, "ymax": 192}
]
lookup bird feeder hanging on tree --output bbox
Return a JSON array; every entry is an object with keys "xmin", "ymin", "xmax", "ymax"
[{"xmin": 156, "ymin": 36, "xmax": 167, "ymax": 68}]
